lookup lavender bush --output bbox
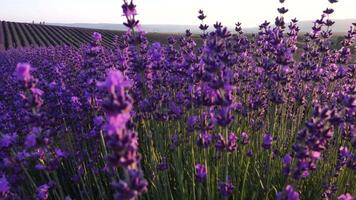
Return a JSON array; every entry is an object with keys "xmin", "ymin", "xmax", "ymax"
[{"xmin": 0, "ymin": 0, "xmax": 355, "ymax": 199}]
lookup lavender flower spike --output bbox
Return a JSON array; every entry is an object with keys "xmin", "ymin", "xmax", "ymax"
[
  {"xmin": 15, "ymin": 63, "xmax": 32, "ymax": 82},
  {"xmin": 195, "ymin": 164, "xmax": 207, "ymax": 183},
  {"xmin": 0, "ymin": 176, "xmax": 10, "ymax": 198},
  {"xmin": 277, "ymin": 185, "xmax": 300, "ymax": 200},
  {"xmin": 338, "ymin": 193, "xmax": 355, "ymax": 200}
]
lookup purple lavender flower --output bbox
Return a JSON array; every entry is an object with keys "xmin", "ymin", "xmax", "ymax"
[
  {"xmin": 197, "ymin": 131, "xmax": 212, "ymax": 148},
  {"xmin": 277, "ymin": 7, "xmax": 289, "ymax": 14},
  {"xmin": 218, "ymin": 178, "xmax": 234, "ymax": 197},
  {"xmin": 247, "ymin": 149, "xmax": 254, "ymax": 157},
  {"xmin": 277, "ymin": 185, "xmax": 300, "ymax": 200},
  {"xmin": 215, "ymin": 107, "xmax": 234, "ymax": 127},
  {"xmin": 227, "ymin": 132, "xmax": 238, "ymax": 152},
  {"xmin": 94, "ymin": 116, "xmax": 105, "ymax": 127},
  {"xmin": 70, "ymin": 96, "xmax": 82, "ymax": 110},
  {"xmin": 97, "ymin": 70, "xmax": 132, "ymax": 96},
  {"xmin": 338, "ymin": 193, "xmax": 354, "ymax": 200},
  {"xmin": 112, "ymin": 170, "xmax": 148, "ymax": 199},
  {"xmin": 262, "ymin": 133, "xmax": 273, "ymax": 149},
  {"xmin": 35, "ymin": 164, "xmax": 46, "ymax": 171},
  {"xmin": 92, "ymin": 32, "xmax": 102, "ymax": 43},
  {"xmin": 25, "ymin": 127, "xmax": 41, "ymax": 148},
  {"xmin": 122, "ymin": 0, "xmax": 137, "ymax": 17},
  {"xmin": 106, "ymin": 113, "xmax": 131, "ymax": 134},
  {"xmin": 310, "ymin": 151, "xmax": 321, "ymax": 160},
  {"xmin": 55, "ymin": 148, "xmax": 66, "ymax": 158},
  {"xmin": 157, "ymin": 159, "xmax": 169, "ymax": 171},
  {"xmin": 15, "ymin": 63, "xmax": 32, "ymax": 82},
  {"xmin": 128, "ymin": 169, "xmax": 148, "ymax": 194},
  {"xmin": 240, "ymin": 131, "xmax": 250, "ymax": 145},
  {"xmin": 195, "ymin": 164, "xmax": 207, "ymax": 183},
  {"xmin": 187, "ymin": 115, "xmax": 198, "ymax": 132},
  {"xmin": 122, "ymin": 0, "xmax": 140, "ymax": 29},
  {"xmin": 0, "ymin": 132, "xmax": 17, "ymax": 149},
  {"xmin": 100, "ymin": 68, "xmax": 147, "ymax": 199},
  {"xmin": 339, "ymin": 147, "xmax": 349, "ymax": 158},
  {"xmin": 112, "ymin": 180, "xmax": 136, "ymax": 200},
  {"xmin": 31, "ymin": 88, "xmax": 44, "ymax": 97},
  {"xmin": 199, "ymin": 24, "xmax": 209, "ymax": 31},
  {"xmin": 283, "ymin": 154, "xmax": 293, "ymax": 165},
  {"xmin": 0, "ymin": 176, "xmax": 9, "ymax": 198},
  {"xmin": 170, "ymin": 133, "xmax": 179, "ymax": 150},
  {"xmin": 214, "ymin": 134, "xmax": 226, "ymax": 151},
  {"xmin": 282, "ymin": 154, "xmax": 293, "ymax": 175},
  {"xmin": 323, "ymin": 8, "xmax": 334, "ymax": 15},
  {"xmin": 198, "ymin": 10, "xmax": 207, "ymax": 20},
  {"xmin": 36, "ymin": 184, "xmax": 50, "ymax": 200}
]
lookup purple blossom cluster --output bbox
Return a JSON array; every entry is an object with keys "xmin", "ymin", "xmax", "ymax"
[{"xmin": 99, "ymin": 69, "xmax": 147, "ymax": 199}]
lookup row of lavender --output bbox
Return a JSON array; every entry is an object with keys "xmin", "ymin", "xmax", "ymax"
[{"xmin": 0, "ymin": 0, "xmax": 355, "ymax": 199}]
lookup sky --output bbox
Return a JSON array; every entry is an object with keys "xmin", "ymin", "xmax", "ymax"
[{"xmin": 1, "ymin": 0, "xmax": 355, "ymax": 28}]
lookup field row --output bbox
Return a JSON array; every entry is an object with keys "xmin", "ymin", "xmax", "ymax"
[{"xmin": 0, "ymin": 21, "xmax": 121, "ymax": 50}]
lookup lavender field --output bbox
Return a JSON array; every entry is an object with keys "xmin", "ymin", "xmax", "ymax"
[{"xmin": 0, "ymin": 0, "xmax": 355, "ymax": 199}]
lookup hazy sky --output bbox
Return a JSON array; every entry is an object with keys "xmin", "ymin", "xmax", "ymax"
[{"xmin": 1, "ymin": 0, "xmax": 355, "ymax": 27}]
